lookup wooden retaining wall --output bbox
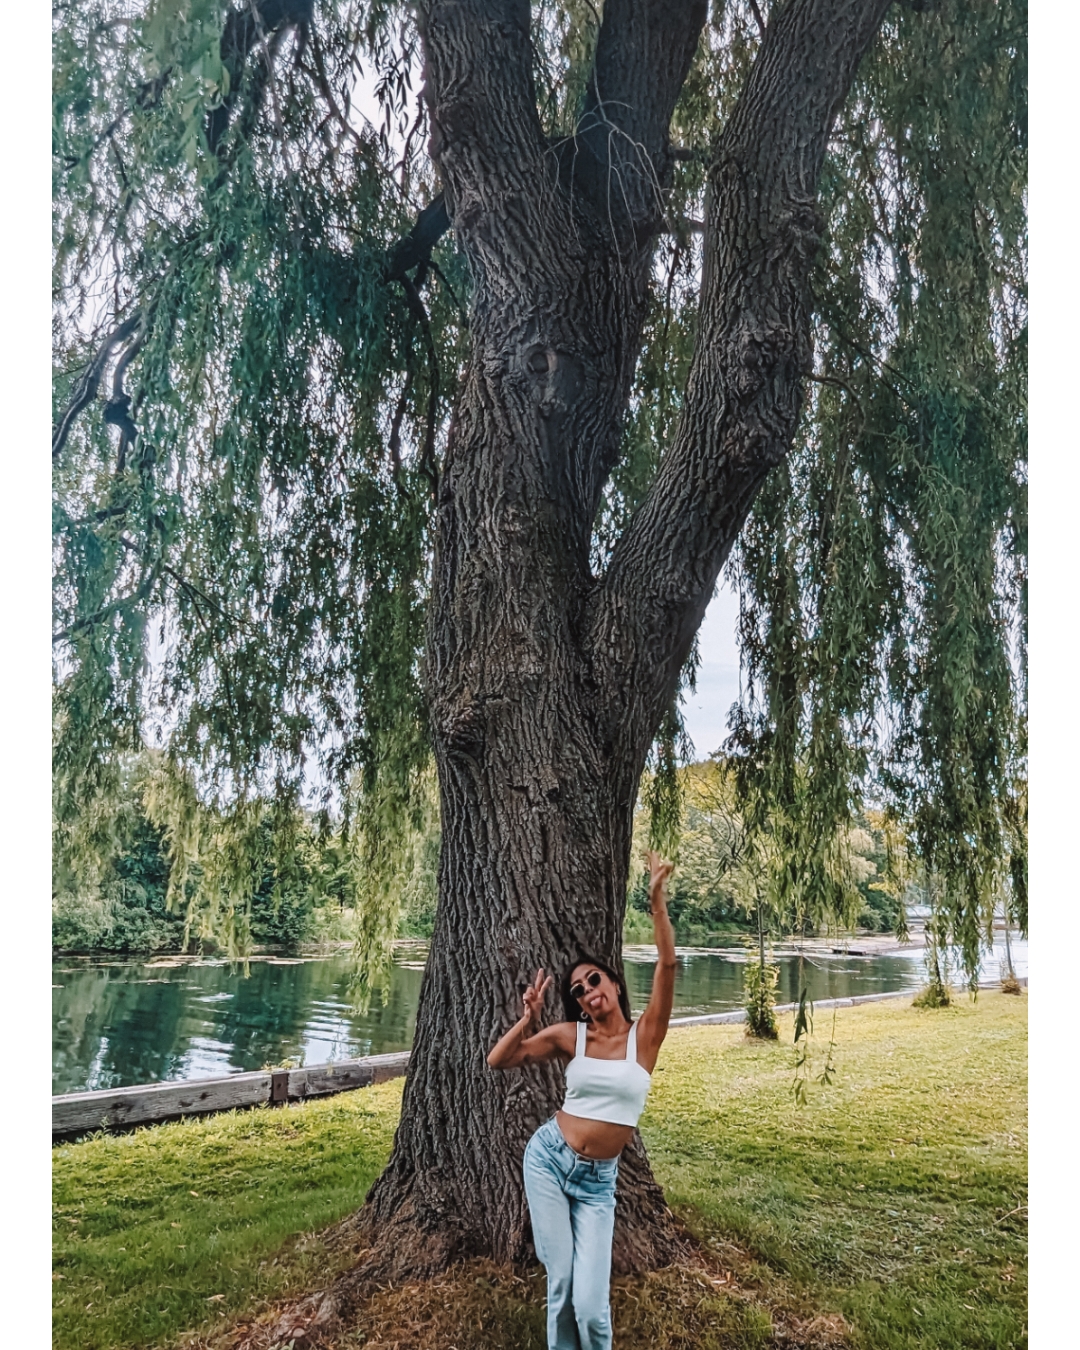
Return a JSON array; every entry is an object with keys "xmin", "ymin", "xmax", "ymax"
[
  {"xmin": 52, "ymin": 1051, "xmax": 411, "ymax": 1138},
  {"xmin": 53, "ymin": 977, "xmax": 1025, "ymax": 1138}
]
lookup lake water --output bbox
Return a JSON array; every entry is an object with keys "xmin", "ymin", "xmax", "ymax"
[{"xmin": 52, "ymin": 937, "xmax": 1026, "ymax": 1095}]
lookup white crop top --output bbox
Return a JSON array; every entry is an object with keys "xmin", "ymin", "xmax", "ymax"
[{"xmin": 562, "ymin": 1020, "xmax": 652, "ymax": 1128}]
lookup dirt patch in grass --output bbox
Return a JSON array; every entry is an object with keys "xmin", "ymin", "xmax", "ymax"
[{"xmin": 197, "ymin": 1251, "xmax": 853, "ymax": 1350}]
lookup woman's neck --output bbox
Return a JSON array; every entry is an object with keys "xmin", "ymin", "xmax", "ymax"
[{"xmin": 587, "ymin": 1010, "xmax": 630, "ymax": 1036}]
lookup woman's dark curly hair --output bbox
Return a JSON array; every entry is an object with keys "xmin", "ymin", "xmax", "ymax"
[{"xmin": 559, "ymin": 955, "xmax": 633, "ymax": 1023}]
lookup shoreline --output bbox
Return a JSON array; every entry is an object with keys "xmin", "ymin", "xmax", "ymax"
[
  {"xmin": 50, "ymin": 930, "xmax": 921, "ymax": 962},
  {"xmin": 54, "ymin": 917, "xmax": 1025, "ymax": 963},
  {"xmin": 52, "ymin": 976, "xmax": 1027, "ymax": 1137}
]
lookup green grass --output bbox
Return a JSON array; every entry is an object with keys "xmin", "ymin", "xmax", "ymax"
[
  {"xmin": 53, "ymin": 993, "xmax": 1026, "ymax": 1350},
  {"xmin": 644, "ymin": 994, "xmax": 1027, "ymax": 1349},
  {"xmin": 52, "ymin": 1081, "xmax": 402, "ymax": 1350}
]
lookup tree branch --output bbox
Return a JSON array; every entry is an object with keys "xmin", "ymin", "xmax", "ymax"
[
  {"xmin": 52, "ymin": 543, "xmax": 163, "ymax": 643},
  {"xmin": 105, "ymin": 313, "xmax": 150, "ymax": 468},
  {"xmin": 385, "ymin": 194, "xmax": 452, "ymax": 281},
  {"xmin": 399, "ymin": 273, "xmax": 442, "ymax": 498},
  {"xmin": 569, "ymin": 0, "xmax": 709, "ymax": 239},
  {"xmin": 588, "ymin": 0, "xmax": 892, "ymax": 763},
  {"xmin": 56, "ymin": 3, "xmax": 315, "ymax": 466},
  {"xmin": 307, "ymin": 22, "xmax": 366, "ymax": 156},
  {"xmin": 206, "ymin": 0, "xmax": 313, "ymax": 152},
  {"xmin": 417, "ymin": 0, "xmax": 548, "ymax": 225},
  {"xmin": 52, "ymin": 314, "xmax": 141, "ymax": 462}
]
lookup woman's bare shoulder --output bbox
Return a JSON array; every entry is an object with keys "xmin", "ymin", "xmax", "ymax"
[
  {"xmin": 554, "ymin": 1020, "xmax": 578, "ymax": 1049},
  {"xmin": 536, "ymin": 1020, "xmax": 577, "ymax": 1060}
]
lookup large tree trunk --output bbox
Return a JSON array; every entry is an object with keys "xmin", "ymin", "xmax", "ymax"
[
  {"xmin": 350, "ymin": 0, "xmax": 891, "ymax": 1284},
  {"xmin": 358, "ymin": 731, "xmax": 678, "ymax": 1276}
]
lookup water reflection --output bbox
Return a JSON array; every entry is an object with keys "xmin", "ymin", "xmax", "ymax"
[
  {"xmin": 622, "ymin": 946, "xmax": 930, "ymax": 1015},
  {"xmin": 53, "ymin": 937, "xmax": 1026, "ymax": 1095},
  {"xmin": 52, "ymin": 953, "xmax": 424, "ymax": 1095}
]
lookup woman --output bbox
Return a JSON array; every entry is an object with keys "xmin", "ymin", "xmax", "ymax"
[{"xmin": 486, "ymin": 851, "xmax": 677, "ymax": 1350}]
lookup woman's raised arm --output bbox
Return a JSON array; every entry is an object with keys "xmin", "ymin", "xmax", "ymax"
[
  {"xmin": 636, "ymin": 852, "xmax": 677, "ymax": 1067},
  {"xmin": 487, "ymin": 969, "xmax": 571, "ymax": 1069}
]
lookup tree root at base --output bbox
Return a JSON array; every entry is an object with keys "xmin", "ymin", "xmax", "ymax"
[{"xmin": 202, "ymin": 1230, "xmax": 852, "ymax": 1350}]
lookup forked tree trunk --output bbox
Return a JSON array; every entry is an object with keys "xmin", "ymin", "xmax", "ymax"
[{"xmin": 350, "ymin": 0, "xmax": 891, "ymax": 1284}]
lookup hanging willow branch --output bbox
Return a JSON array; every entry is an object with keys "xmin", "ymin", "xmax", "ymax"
[
  {"xmin": 52, "ymin": 0, "xmax": 1024, "ymax": 978},
  {"xmin": 52, "ymin": 313, "xmax": 141, "ymax": 461}
]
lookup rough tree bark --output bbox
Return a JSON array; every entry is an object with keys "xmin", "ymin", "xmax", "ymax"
[{"xmin": 344, "ymin": 0, "xmax": 891, "ymax": 1292}]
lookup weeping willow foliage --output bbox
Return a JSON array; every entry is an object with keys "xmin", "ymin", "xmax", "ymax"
[
  {"xmin": 54, "ymin": 0, "xmax": 457, "ymax": 975},
  {"xmin": 726, "ymin": 0, "xmax": 1026, "ymax": 982},
  {"xmin": 53, "ymin": 0, "xmax": 1026, "ymax": 981}
]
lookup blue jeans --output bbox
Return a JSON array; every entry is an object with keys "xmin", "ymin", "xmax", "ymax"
[{"xmin": 523, "ymin": 1117, "xmax": 619, "ymax": 1350}]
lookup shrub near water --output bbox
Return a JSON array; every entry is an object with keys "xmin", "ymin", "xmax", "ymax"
[
  {"xmin": 54, "ymin": 995, "xmax": 1025, "ymax": 1350},
  {"xmin": 743, "ymin": 960, "xmax": 780, "ymax": 1039}
]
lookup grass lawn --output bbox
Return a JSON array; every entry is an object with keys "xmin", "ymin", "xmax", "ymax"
[
  {"xmin": 52, "ymin": 1085, "xmax": 400, "ymax": 1350},
  {"xmin": 53, "ymin": 991, "xmax": 1026, "ymax": 1349},
  {"xmin": 646, "ymin": 993, "xmax": 1027, "ymax": 1350}
]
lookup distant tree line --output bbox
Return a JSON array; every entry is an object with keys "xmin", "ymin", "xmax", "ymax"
[
  {"xmin": 624, "ymin": 760, "xmax": 908, "ymax": 947},
  {"xmin": 55, "ymin": 752, "xmax": 910, "ymax": 955},
  {"xmin": 52, "ymin": 750, "xmax": 440, "ymax": 954}
]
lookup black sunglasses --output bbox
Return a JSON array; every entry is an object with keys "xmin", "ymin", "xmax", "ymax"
[{"xmin": 570, "ymin": 971, "xmax": 603, "ymax": 1001}]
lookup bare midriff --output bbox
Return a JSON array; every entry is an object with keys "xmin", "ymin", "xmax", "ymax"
[{"xmin": 555, "ymin": 1110, "xmax": 635, "ymax": 1160}]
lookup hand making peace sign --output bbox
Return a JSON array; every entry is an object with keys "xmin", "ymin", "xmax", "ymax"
[{"xmin": 523, "ymin": 968, "xmax": 553, "ymax": 1027}]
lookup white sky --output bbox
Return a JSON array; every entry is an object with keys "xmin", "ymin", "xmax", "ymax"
[{"xmin": 681, "ymin": 580, "xmax": 741, "ymax": 759}]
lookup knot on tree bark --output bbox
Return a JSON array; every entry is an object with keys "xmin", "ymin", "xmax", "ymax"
[
  {"xmin": 732, "ymin": 326, "xmax": 798, "ymax": 401},
  {"xmin": 711, "ymin": 324, "xmax": 806, "ymax": 470},
  {"xmin": 434, "ymin": 687, "xmax": 487, "ymax": 758},
  {"xmin": 426, "ymin": 99, "xmax": 465, "ymax": 163},
  {"xmin": 521, "ymin": 343, "xmax": 587, "ymax": 424},
  {"xmin": 771, "ymin": 199, "xmax": 826, "ymax": 264}
]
